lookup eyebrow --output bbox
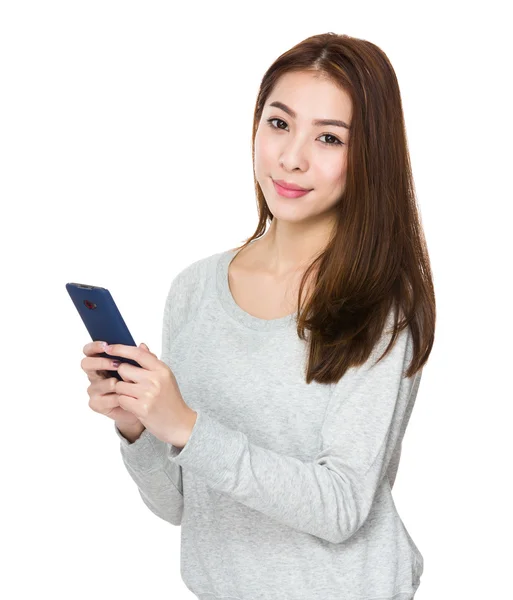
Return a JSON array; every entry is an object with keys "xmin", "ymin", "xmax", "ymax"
[{"xmin": 268, "ymin": 101, "xmax": 350, "ymax": 130}]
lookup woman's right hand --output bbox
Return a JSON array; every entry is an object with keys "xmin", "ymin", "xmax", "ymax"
[{"xmin": 82, "ymin": 340, "xmax": 142, "ymax": 428}]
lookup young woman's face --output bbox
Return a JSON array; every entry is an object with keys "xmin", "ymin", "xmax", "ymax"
[{"xmin": 254, "ymin": 71, "xmax": 352, "ymax": 225}]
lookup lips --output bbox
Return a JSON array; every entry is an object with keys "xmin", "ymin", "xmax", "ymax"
[
  {"xmin": 273, "ymin": 178, "xmax": 311, "ymax": 191},
  {"xmin": 272, "ymin": 179, "xmax": 311, "ymax": 198}
]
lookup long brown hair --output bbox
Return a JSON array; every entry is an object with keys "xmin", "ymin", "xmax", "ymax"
[{"xmin": 233, "ymin": 32, "xmax": 436, "ymax": 384}]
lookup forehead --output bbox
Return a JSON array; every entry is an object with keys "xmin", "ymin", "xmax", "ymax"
[{"xmin": 266, "ymin": 71, "xmax": 352, "ymax": 122}]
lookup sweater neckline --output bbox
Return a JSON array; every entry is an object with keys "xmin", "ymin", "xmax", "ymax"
[{"xmin": 216, "ymin": 245, "xmax": 298, "ymax": 332}]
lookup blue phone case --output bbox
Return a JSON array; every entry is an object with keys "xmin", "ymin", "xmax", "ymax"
[{"xmin": 66, "ymin": 282, "xmax": 142, "ymax": 381}]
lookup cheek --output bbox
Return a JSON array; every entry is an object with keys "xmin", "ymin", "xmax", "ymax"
[
  {"xmin": 253, "ymin": 132, "xmax": 275, "ymax": 175},
  {"xmin": 255, "ymin": 130, "xmax": 274, "ymax": 160},
  {"xmin": 321, "ymin": 156, "xmax": 347, "ymax": 187}
]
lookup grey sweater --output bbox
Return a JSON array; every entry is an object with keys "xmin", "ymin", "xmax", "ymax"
[{"xmin": 115, "ymin": 247, "xmax": 424, "ymax": 600}]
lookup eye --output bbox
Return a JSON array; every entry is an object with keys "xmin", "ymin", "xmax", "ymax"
[{"xmin": 266, "ymin": 117, "xmax": 344, "ymax": 147}]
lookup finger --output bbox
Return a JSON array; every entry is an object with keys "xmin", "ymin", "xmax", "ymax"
[
  {"xmin": 139, "ymin": 342, "xmax": 156, "ymax": 357},
  {"xmin": 91, "ymin": 378, "xmax": 113, "ymax": 395},
  {"xmin": 83, "ymin": 340, "xmax": 108, "ymax": 356},
  {"xmin": 101, "ymin": 375, "xmax": 119, "ymax": 394},
  {"xmin": 89, "ymin": 369, "xmax": 107, "ymax": 380},
  {"xmin": 82, "ymin": 356, "xmax": 120, "ymax": 374},
  {"xmin": 116, "ymin": 361, "xmax": 148, "ymax": 384},
  {"xmin": 89, "ymin": 383, "xmax": 120, "ymax": 411},
  {"xmin": 117, "ymin": 389, "xmax": 144, "ymax": 418},
  {"xmin": 104, "ymin": 343, "xmax": 155, "ymax": 371},
  {"xmin": 101, "ymin": 389, "xmax": 122, "ymax": 409}
]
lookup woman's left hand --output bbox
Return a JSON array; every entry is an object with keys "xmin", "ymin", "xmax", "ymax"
[{"xmin": 104, "ymin": 342, "xmax": 196, "ymax": 447}]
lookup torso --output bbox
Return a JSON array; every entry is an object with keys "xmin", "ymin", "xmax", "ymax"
[{"xmin": 227, "ymin": 241, "xmax": 315, "ymax": 320}]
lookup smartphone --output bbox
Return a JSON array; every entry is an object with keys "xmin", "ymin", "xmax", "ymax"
[{"xmin": 66, "ymin": 282, "xmax": 142, "ymax": 381}]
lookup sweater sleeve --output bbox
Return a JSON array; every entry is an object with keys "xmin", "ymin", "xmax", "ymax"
[
  {"xmin": 115, "ymin": 423, "xmax": 184, "ymax": 525},
  {"xmin": 168, "ymin": 323, "xmax": 422, "ymax": 544},
  {"xmin": 115, "ymin": 264, "xmax": 198, "ymax": 526}
]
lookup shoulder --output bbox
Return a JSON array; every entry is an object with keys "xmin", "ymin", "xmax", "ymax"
[
  {"xmin": 170, "ymin": 248, "xmax": 227, "ymax": 285},
  {"xmin": 162, "ymin": 249, "xmax": 228, "ymax": 339},
  {"xmin": 165, "ymin": 248, "xmax": 229, "ymax": 305}
]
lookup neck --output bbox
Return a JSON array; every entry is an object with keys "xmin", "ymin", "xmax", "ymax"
[{"xmin": 258, "ymin": 216, "xmax": 336, "ymax": 277}]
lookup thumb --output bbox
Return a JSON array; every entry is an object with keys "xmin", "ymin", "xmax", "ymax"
[{"xmin": 139, "ymin": 342, "xmax": 148, "ymax": 351}]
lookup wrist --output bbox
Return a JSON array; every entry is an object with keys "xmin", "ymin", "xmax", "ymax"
[
  {"xmin": 172, "ymin": 409, "xmax": 197, "ymax": 449},
  {"xmin": 117, "ymin": 421, "xmax": 145, "ymax": 443}
]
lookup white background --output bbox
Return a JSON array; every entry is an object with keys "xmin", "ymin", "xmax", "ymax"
[{"xmin": 1, "ymin": 1, "xmax": 511, "ymax": 598}]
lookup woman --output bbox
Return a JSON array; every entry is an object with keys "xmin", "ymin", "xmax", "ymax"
[{"xmin": 86, "ymin": 32, "xmax": 435, "ymax": 600}]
